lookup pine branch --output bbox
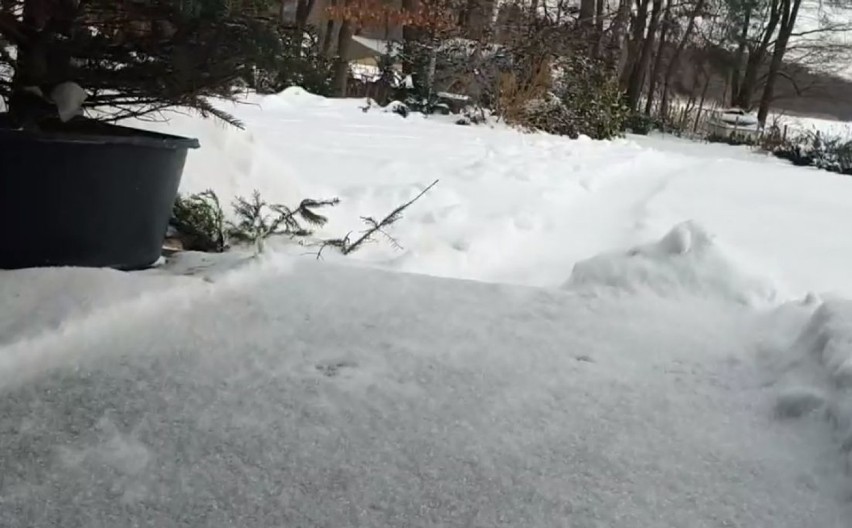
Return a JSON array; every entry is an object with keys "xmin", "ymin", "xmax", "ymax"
[
  {"xmin": 171, "ymin": 189, "xmax": 228, "ymax": 252},
  {"xmin": 190, "ymin": 97, "xmax": 246, "ymax": 129},
  {"xmin": 342, "ymin": 179, "xmax": 438, "ymax": 255},
  {"xmin": 297, "ymin": 198, "xmax": 341, "ymax": 226}
]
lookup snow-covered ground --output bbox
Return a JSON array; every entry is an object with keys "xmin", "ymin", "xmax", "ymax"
[
  {"xmin": 4, "ymin": 90, "xmax": 852, "ymax": 526},
  {"xmin": 780, "ymin": 114, "xmax": 852, "ymax": 137},
  {"xmin": 131, "ymin": 89, "xmax": 852, "ymax": 298}
]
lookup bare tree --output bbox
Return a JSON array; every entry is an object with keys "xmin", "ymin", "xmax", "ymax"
[
  {"xmin": 625, "ymin": 0, "xmax": 664, "ymax": 110},
  {"xmin": 756, "ymin": 0, "xmax": 803, "ymax": 124},
  {"xmin": 644, "ymin": 0, "xmax": 673, "ymax": 114}
]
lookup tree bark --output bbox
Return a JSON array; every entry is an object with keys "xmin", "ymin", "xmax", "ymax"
[
  {"xmin": 659, "ymin": 0, "xmax": 703, "ymax": 118},
  {"xmin": 294, "ymin": 0, "xmax": 316, "ymax": 32},
  {"xmin": 733, "ymin": 0, "xmax": 781, "ymax": 109},
  {"xmin": 692, "ymin": 69, "xmax": 711, "ymax": 133},
  {"xmin": 579, "ymin": 0, "xmax": 596, "ymax": 49},
  {"xmin": 320, "ymin": 0, "xmax": 337, "ymax": 56},
  {"xmin": 643, "ymin": 0, "xmax": 672, "ymax": 115},
  {"xmin": 401, "ymin": 0, "xmax": 419, "ymax": 75},
  {"xmin": 757, "ymin": 0, "xmax": 803, "ymax": 125},
  {"xmin": 594, "ymin": 0, "xmax": 605, "ymax": 57},
  {"xmin": 729, "ymin": 10, "xmax": 750, "ymax": 106},
  {"xmin": 625, "ymin": 0, "xmax": 663, "ymax": 111},
  {"xmin": 332, "ymin": 18, "xmax": 353, "ymax": 97},
  {"xmin": 606, "ymin": 0, "xmax": 631, "ymax": 73},
  {"xmin": 619, "ymin": 0, "xmax": 649, "ymax": 88}
]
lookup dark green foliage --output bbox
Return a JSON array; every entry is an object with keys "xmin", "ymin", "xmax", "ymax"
[
  {"xmin": 625, "ymin": 113, "xmax": 660, "ymax": 135},
  {"xmin": 515, "ymin": 55, "xmax": 628, "ymax": 140},
  {"xmin": 0, "ymin": 0, "xmax": 285, "ymax": 127},
  {"xmin": 251, "ymin": 28, "xmax": 335, "ymax": 96},
  {"xmin": 171, "ymin": 190, "xmax": 229, "ymax": 253},
  {"xmin": 519, "ymin": 95, "xmax": 582, "ymax": 138},
  {"xmin": 555, "ymin": 55, "xmax": 629, "ymax": 140},
  {"xmin": 172, "ymin": 189, "xmax": 340, "ymax": 254},
  {"xmin": 706, "ymin": 132, "xmax": 757, "ymax": 146},
  {"xmin": 229, "ymin": 192, "xmax": 340, "ymax": 252}
]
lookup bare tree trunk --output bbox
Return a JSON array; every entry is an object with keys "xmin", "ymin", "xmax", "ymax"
[
  {"xmin": 320, "ymin": 0, "xmax": 337, "ymax": 56},
  {"xmin": 729, "ymin": 11, "xmax": 750, "ymax": 105},
  {"xmin": 626, "ymin": 0, "xmax": 663, "ymax": 111},
  {"xmin": 659, "ymin": 0, "xmax": 703, "ymax": 119},
  {"xmin": 295, "ymin": 0, "xmax": 317, "ymax": 32},
  {"xmin": 594, "ymin": 0, "xmax": 605, "ymax": 56},
  {"xmin": 332, "ymin": 18, "xmax": 353, "ymax": 97},
  {"xmin": 644, "ymin": 0, "xmax": 672, "ymax": 115},
  {"xmin": 580, "ymin": 0, "xmax": 596, "ymax": 49},
  {"xmin": 757, "ymin": 0, "xmax": 802, "ymax": 125},
  {"xmin": 606, "ymin": 0, "xmax": 631, "ymax": 72},
  {"xmin": 402, "ymin": 0, "xmax": 420, "ymax": 75},
  {"xmin": 733, "ymin": 0, "xmax": 781, "ymax": 109},
  {"xmin": 692, "ymin": 70, "xmax": 711, "ymax": 133},
  {"xmin": 620, "ymin": 0, "xmax": 649, "ymax": 88}
]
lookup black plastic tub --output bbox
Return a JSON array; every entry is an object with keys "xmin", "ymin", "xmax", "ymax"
[{"xmin": 0, "ymin": 117, "xmax": 200, "ymax": 270}]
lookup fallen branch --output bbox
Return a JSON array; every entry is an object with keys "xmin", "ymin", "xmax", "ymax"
[
  {"xmin": 343, "ymin": 179, "xmax": 439, "ymax": 254},
  {"xmin": 315, "ymin": 179, "xmax": 439, "ymax": 259}
]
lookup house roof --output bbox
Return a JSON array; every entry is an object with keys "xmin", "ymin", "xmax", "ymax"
[{"xmin": 345, "ymin": 36, "xmax": 403, "ymax": 61}]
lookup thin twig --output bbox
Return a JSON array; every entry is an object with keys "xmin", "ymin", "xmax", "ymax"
[{"xmin": 343, "ymin": 179, "xmax": 439, "ymax": 255}]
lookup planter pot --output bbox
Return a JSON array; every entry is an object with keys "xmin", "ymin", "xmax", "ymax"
[{"xmin": 0, "ymin": 117, "xmax": 199, "ymax": 270}]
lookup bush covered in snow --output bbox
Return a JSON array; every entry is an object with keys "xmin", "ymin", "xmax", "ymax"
[
  {"xmin": 704, "ymin": 126, "xmax": 852, "ymax": 176},
  {"xmin": 770, "ymin": 130, "xmax": 852, "ymax": 175}
]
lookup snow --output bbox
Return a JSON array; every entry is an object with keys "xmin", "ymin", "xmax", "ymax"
[
  {"xmin": 779, "ymin": 114, "xmax": 852, "ymax": 138},
  {"xmin": 1, "ymin": 257, "xmax": 851, "ymax": 526},
  {"xmin": 565, "ymin": 221, "xmax": 778, "ymax": 306},
  {"xmin": 129, "ymin": 90, "xmax": 852, "ymax": 298},
  {"xmin": 4, "ymin": 90, "xmax": 852, "ymax": 525}
]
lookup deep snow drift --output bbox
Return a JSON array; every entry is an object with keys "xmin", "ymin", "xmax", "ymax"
[{"xmin": 3, "ymin": 91, "xmax": 852, "ymax": 526}]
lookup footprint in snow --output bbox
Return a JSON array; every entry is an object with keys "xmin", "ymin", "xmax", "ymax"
[{"xmin": 316, "ymin": 360, "xmax": 358, "ymax": 378}]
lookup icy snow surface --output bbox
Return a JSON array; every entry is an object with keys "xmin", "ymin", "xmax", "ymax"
[{"xmin": 4, "ymin": 90, "xmax": 852, "ymax": 526}]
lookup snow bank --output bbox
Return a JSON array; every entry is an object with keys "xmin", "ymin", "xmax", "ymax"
[
  {"xmin": 764, "ymin": 299, "xmax": 852, "ymax": 479},
  {"xmin": 792, "ymin": 302, "xmax": 852, "ymax": 435},
  {"xmin": 0, "ymin": 254, "xmax": 291, "ymax": 391},
  {"xmin": 564, "ymin": 222, "xmax": 778, "ymax": 305},
  {"xmin": 1, "ymin": 260, "xmax": 849, "ymax": 527}
]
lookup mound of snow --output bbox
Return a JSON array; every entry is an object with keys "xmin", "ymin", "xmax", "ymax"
[
  {"xmin": 564, "ymin": 221, "xmax": 777, "ymax": 305},
  {"xmin": 383, "ymin": 100, "xmax": 410, "ymax": 117},
  {"xmin": 796, "ymin": 301, "xmax": 852, "ymax": 393},
  {"xmin": 779, "ymin": 300, "xmax": 852, "ymax": 470},
  {"xmin": 260, "ymin": 86, "xmax": 330, "ymax": 110}
]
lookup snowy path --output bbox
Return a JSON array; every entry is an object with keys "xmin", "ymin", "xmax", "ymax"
[{"xmin": 0, "ymin": 259, "xmax": 849, "ymax": 527}]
